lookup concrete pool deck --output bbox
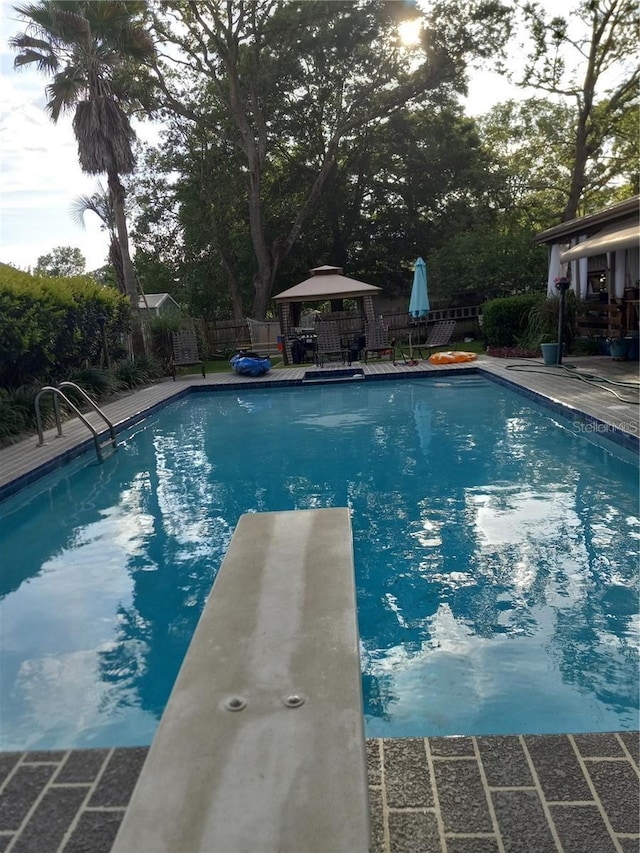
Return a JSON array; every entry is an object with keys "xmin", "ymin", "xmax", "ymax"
[{"xmin": 0, "ymin": 355, "xmax": 638, "ymax": 852}]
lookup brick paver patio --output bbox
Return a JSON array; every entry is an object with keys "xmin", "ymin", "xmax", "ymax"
[{"xmin": 0, "ymin": 733, "xmax": 638, "ymax": 852}]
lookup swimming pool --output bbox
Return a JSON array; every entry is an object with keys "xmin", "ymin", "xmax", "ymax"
[{"xmin": 0, "ymin": 376, "xmax": 637, "ymax": 749}]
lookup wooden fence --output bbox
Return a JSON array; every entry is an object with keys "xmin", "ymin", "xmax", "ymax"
[{"xmin": 199, "ymin": 304, "xmax": 482, "ymax": 356}]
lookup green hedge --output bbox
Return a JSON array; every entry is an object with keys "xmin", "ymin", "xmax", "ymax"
[
  {"xmin": 481, "ymin": 293, "xmax": 544, "ymax": 348},
  {"xmin": 0, "ymin": 264, "xmax": 130, "ymax": 388}
]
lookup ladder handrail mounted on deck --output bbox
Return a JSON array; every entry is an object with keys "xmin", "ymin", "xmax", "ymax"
[{"xmin": 34, "ymin": 382, "xmax": 118, "ymax": 464}]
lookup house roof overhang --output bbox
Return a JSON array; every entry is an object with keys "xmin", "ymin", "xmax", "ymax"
[
  {"xmin": 559, "ymin": 220, "xmax": 640, "ymax": 263},
  {"xmin": 533, "ymin": 195, "xmax": 639, "ymax": 246}
]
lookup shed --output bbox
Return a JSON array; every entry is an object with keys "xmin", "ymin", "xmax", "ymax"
[
  {"xmin": 274, "ymin": 265, "xmax": 382, "ymax": 364},
  {"xmin": 138, "ymin": 293, "xmax": 181, "ymax": 320}
]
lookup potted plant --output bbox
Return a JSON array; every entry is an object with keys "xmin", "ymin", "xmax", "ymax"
[
  {"xmin": 520, "ymin": 291, "xmax": 575, "ymax": 365},
  {"xmin": 540, "ymin": 341, "xmax": 559, "ymax": 365},
  {"xmin": 607, "ymin": 332, "xmax": 631, "ymax": 360}
]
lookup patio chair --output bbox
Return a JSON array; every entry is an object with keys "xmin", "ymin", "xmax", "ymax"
[
  {"xmin": 315, "ymin": 320, "xmax": 351, "ymax": 367},
  {"xmin": 246, "ymin": 317, "xmax": 281, "ymax": 356},
  {"xmin": 363, "ymin": 321, "xmax": 394, "ymax": 362},
  {"xmin": 171, "ymin": 327, "xmax": 205, "ymax": 380},
  {"xmin": 424, "ymin": 320, "xmax": 456, "ymax": 353},
  {"xmin": 403, "ymin": 320, "xmax": 456, "ymax": 362}
]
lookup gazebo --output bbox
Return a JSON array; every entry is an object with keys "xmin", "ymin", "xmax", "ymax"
[{"xmin": 274, "ymin": 265, "xmax": 382, "ymax": 364}]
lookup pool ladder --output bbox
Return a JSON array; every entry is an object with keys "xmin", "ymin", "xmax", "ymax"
[{"xmin": 34, "ymin": 381, "xmax": 118, "ymax": 464}]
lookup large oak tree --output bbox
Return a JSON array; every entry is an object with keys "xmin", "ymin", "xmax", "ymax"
[
  {"xmin": 146, "ymin": 0, "xmax": 513, "ymax": 318},
  {"xmin": 518, "ymin": 0, "xmax": 638, "ymax": 220}
]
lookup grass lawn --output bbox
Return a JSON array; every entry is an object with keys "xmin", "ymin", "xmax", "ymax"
[
  {"xmin": 447, "ymin": 339, "xmax": 486, "ymax": 354},
  {"xmin": 179, "ymin": 355, "xmax": 284, "ymax": 376},
  {"xmin": 393, "ymin": 338, "xmax": 486, "ymax": 357}
]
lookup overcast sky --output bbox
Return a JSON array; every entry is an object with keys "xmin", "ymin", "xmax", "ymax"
[{"xmin": 0, "ymin": 1, "xmax": 557, "ymax": 274}]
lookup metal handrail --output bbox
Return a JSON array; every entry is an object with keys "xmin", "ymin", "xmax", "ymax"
[
  {"xmin": 58, "ymin": 382, "xmax": 117, "ymax": 447},
  {"xmin": 34, "ymin": 383, "xmax": 118, "ymax": 464}
]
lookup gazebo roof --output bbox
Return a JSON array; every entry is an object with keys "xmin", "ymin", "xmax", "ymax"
[{"xmin": 274, "ymin": 265, "xmax": 382, "ymax": 302}]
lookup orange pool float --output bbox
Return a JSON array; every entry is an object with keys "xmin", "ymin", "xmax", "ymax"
[{"xmin": 428, "ymin": 351, "xmax": 478, "ymax": 365}]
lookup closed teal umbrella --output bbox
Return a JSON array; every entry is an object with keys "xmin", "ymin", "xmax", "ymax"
[
  {"xmin": 407, "ymin": 257, "xmax": 429, "ymax": 361},
  {"xmin": 409, "ymin": 257, "xmax": 429, "ymax": 318}
]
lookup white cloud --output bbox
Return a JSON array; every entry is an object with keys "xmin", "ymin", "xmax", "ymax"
[
  {"xmin": 0, "ymin": 54, "xmax": 111, "ymax": 270},
  {"xmin": 0, "ymin": 5, "xmax": 145, "ymax": 271}
]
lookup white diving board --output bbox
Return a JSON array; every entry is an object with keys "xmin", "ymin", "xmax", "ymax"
[{"xmin": 112, "ymin": 508, "xmax": 370, "ymax": 852}]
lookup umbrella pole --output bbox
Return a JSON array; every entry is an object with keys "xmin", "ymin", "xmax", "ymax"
[{"xmin": 409, "ymin": 331, "xmax": 412, "ymax": 360}]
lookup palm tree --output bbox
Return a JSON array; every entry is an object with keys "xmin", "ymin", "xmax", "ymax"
[
  {"xmin": 10, "ymin": 0, "xmax": 154, "ymax": 354},
  {"xmin": 72, "ymin": 184, "xmax": 152, "ymax": 307},
  {"xmin": 71, "ymin": 183, "xmax": 124, "ymax": 291}
]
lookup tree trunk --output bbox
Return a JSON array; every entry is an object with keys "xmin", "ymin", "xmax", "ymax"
[
  {"xmin": 246, "ymin": 167, "xmax": 276, "ymax": 319},
  {"xmin": 247, "ymin": 148, "xmax": 341, "ymax": 318},
  {"xmin": 251, "ymin": 265, "xmax": 277, "ymax": 320},
  {"xmin": 221, "ymin": 256, "xmax": 244, "ymax": 321},
  {"xmin": 562, "ymin": 112, "xmax": 589, "ymax": 221},
  {"xmin": 108, "ymin": 171, "xmax": 145, "ymax": 355},
  {"xmin": 563, "ymin": 48, "xmax": 595, "ymax": 222}
]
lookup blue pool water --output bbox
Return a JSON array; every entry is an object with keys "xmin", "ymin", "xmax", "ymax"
[{"xmin": 0, "ymin": 377, "xmax": 638, "ymax": 749}]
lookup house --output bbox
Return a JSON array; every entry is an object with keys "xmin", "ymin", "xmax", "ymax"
[
  {"xmin": 534, "ymin": 195, "xmax": 639, "ymax": 302},
  {"xmin": 137, "ymin": 293, "xmax": 181, "ymax": 320},
  {"xmin": 534, "ymin": 196, "xmax": 639, "ymax": 342}
]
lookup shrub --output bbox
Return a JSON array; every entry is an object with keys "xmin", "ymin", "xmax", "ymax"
[
  {"xmin": 114, "ymin": 356, "xmax": 162, "ymax": 389},
  {"xmin": 0, "ymin": 263, "xmax": 130, "ymax": 388},
  {"xmin": 481, "ymin": 294, "xmax": 544, "ymax": 348},
  {"xmin": 136, "ymin": 355, "xmax": 163, "ymax": 382},
  {"xmin": 64, "ymin": 366, "xmax": 119, "ymax": 401},
  {"xmin": 571, "ymin": 336, "xmax": 600, "ymax": 356},
  {"xmin": 519, "ymin": 292, "xmax": 576, "ymax": 351},
  {"xmin": 0, "ymin": 391, "xmax": 31, "ymax": 445},
  {"xmin": 0, "ymin": 358, "xmax": 163, "ymax": 448},
  {"xmin": 0, "ymin": 384, "xmax": 56, "ymax": 447},
  {"xmin": 148, "ymin": 315, "xmax": 182, "ymax": 373}
]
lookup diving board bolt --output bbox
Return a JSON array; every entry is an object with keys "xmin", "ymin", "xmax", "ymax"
[
  {"xmin": 224, "ymin": 696, "xmax": 247, "ymax": 711},
  {"xmin": 282, "ymin": 694, "xmax": 305, "ymax": 708}
]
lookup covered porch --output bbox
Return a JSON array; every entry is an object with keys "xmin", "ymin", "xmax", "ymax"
[{"xmin": 534, "ymin": 195, "xmax": 640, "ymax": 345}]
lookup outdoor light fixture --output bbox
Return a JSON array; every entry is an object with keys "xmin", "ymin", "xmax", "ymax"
[{"xmin": 555, "ymin": 277, "xmax": 571, "ymax": 366}]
